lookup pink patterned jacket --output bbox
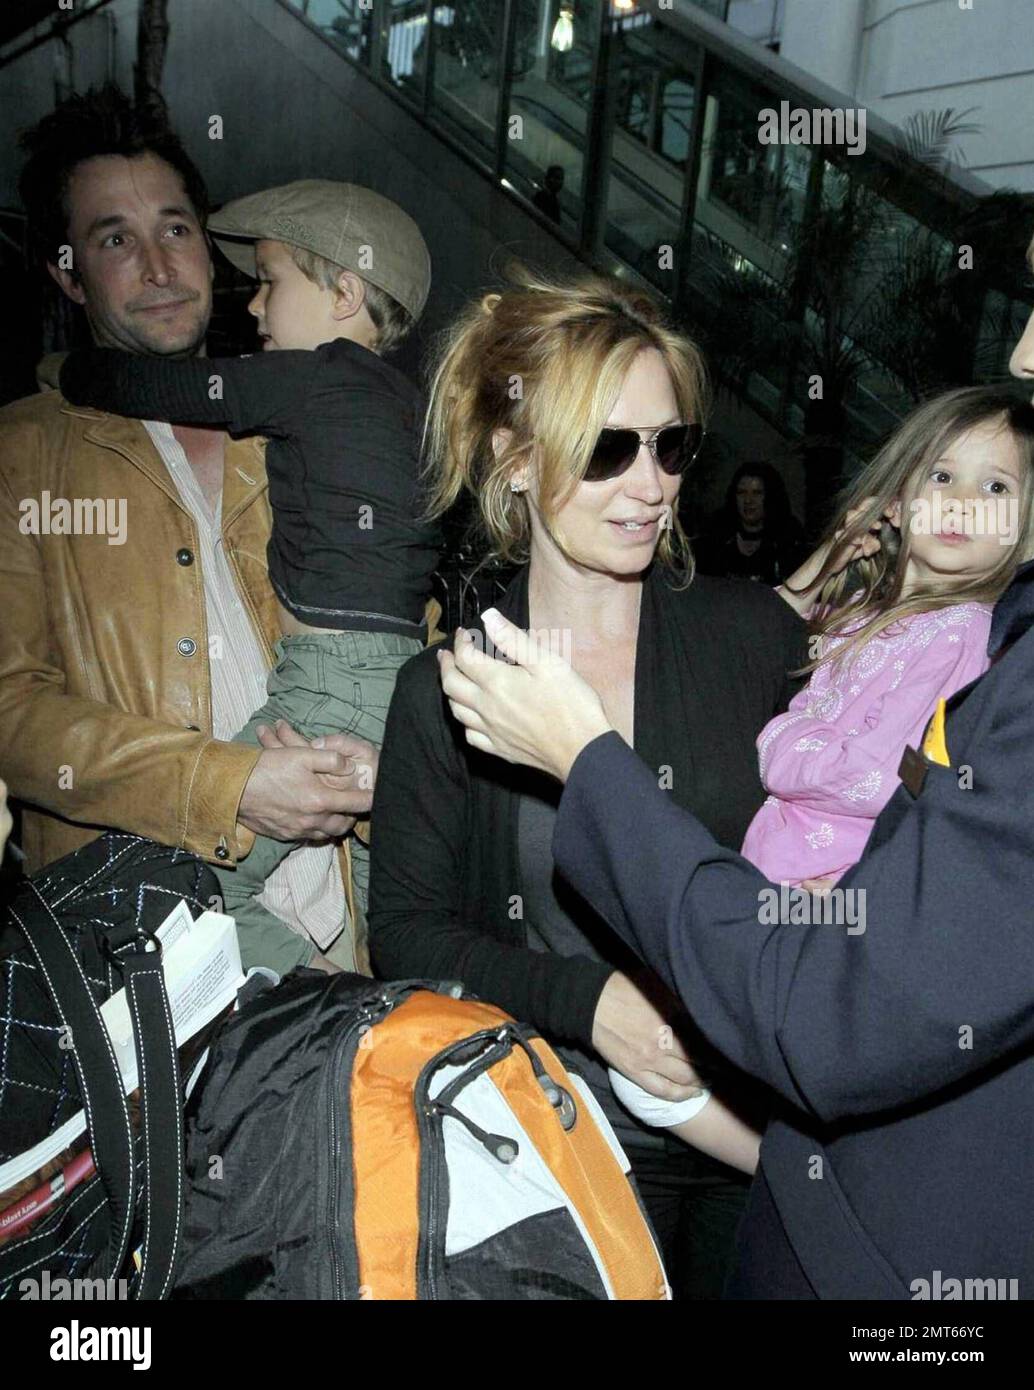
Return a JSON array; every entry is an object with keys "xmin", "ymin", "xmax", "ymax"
[{"xmin": 741, "ymin": 601, "xmax": 993, "ymax": 885}]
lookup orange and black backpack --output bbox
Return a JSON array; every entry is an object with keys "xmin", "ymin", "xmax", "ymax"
[{"xmin": 174, "ymin": 971, "xmax": 668, "ymax": 1300}]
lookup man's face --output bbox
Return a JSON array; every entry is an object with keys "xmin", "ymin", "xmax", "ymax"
[
  {"xmin": 51, "ymin": 152, "xmax": 212, "ymax": 357},
  {"xmin": 1009, "ymin": 235, "xmax": 1034, "ymax": 399}
]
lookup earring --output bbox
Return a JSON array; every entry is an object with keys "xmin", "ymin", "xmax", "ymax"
[{"xmin": 510, "ymin": 481, "xmax": 524, "ymax": 494}]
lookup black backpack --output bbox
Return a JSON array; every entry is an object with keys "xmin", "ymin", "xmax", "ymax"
[{"xmin": 174, "ymin": 970, "xmax": 668, "ymax": 1301}]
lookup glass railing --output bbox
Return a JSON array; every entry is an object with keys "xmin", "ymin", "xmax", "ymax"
[{"xmin": 281, "ymin": 0, "xmax": 1033, "ymax": 483}]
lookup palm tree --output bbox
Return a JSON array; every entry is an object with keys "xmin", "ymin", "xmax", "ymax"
[{"xmin": 694, "ymin": 108, "xmax": 1031, "ymax": 535}]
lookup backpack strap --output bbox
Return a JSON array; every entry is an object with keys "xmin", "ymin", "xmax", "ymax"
[
  {"xmin": 6, "ymin": 885, "xmax": 183, "ymax": 1300},
  {"xmin": 120, "ymin": 951, "xmax": 183, "ymax": 1300},
  {"xmin": 7, "ymin": 890, "xmax": 137, "ymax": 1280}
]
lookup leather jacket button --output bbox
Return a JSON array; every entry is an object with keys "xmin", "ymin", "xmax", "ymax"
[
  {"xmin": 176, "ymin": 548, "xmax": 194, "ymax": 566},
  {"xmin": 177, "ymin": 638, "xmax": 197, "ymax": 657},
  {"xmin": 214, "ymin": 844, "xmax": 229, "ymax": 861}
]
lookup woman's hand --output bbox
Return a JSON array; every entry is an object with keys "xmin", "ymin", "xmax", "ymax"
[
  {"xmin": 437, "ymin": 609, "xmax": 614, "ymax": 782},
  {"xmin": 777, "ymin": 497, "xmax": 886, "ymax": 616},
  {"xmin": 592, "ymin": 973, "xmax": 704, "ymax": 1102}
]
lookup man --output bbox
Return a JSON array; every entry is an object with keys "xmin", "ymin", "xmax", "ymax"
[{"xmin": 0, "ymin": 86, "xmax": 373, "ymax": 973}]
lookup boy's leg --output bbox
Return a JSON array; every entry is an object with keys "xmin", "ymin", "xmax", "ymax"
[
  {"xmin": 215, "ymin": 632, "xmax": 420, "ymax": 963},
  {"xmin": 231, "ymin": 896, "xmax": 315, "ymax": 974},
  {"xmin": 305, "ymin": 632, "xmax": 423, "ymax": 919},
  {"xmin": 212, "ymin": 638, "xmax": 329, "ymax": 970}
]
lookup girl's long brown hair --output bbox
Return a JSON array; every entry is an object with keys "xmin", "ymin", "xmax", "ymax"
[
  {"xmin": 422, "ymin": 263, "xmax": 710, "ymax": 580},
  {"xmin": 795, "ymin": 386, "xmax": 1034, "ymax": 672}
]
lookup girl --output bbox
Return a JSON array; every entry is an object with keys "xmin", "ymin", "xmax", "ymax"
[{"xmin": 440, "ymin": 385, "xmax": 1034, "ymax": 1156}]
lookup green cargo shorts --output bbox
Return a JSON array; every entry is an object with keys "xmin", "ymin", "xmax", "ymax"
[{"xmin": 217, "ymin": 630, "xmax": 422, "ymax": 973}]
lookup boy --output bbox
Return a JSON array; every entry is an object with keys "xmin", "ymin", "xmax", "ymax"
[{"xmin": 60, "ymin": 179, "xmax": 441, "ymax": 972}]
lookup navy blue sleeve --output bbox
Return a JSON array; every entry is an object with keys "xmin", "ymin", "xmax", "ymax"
[
  {"xmin": 552, "ymin": 674, "xmax": 1034, "ymax": 1123},
  {"xmin": 60, "ymin": 348, "xmax": 318, "ymax": 438}
]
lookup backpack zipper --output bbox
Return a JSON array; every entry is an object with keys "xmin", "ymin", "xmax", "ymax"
[
  {"xmin": 323, "ymin": 990, "xmax": 399, "ymax": 1299},
  {"xmin": 414, "ymin": 1026, "xmax": 523, "ymax": 1299}
]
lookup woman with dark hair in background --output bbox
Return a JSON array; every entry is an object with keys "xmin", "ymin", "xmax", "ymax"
[{"xmin": 695, "ymin": 461, "xmax": 806, "ymax": 583}]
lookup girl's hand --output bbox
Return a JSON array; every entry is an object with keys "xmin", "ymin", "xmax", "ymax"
[
  {"xmin": 778, "ymin": 497, "xmax": 885, "ymax": 616},
  {"xmin": 437, "ymin": 609, "xmax": 614, "ymax": 782}
]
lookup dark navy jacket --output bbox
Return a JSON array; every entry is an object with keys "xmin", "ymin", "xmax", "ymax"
[{"xmin": 553, "ymin": 563, "xmax": 1034, "ymax": 1299}]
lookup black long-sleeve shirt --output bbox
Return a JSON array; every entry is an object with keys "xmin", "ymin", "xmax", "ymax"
[
  {"xmin": 368, "ymin": 563, "xmax": 807, "ymax": 1051},
  {"xmin": 61, "ymin": 341, "xmax": 441, "ymax": 638}
]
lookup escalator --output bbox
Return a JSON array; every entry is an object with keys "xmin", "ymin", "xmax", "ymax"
[{"xmin": 280, "ymin": 0, "xmax": 1029, "ymax": 498}]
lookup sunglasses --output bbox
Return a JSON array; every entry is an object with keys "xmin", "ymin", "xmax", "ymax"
[{"xmin": 584, "ymin": 422, "xmax": 705, "ymax": 482}]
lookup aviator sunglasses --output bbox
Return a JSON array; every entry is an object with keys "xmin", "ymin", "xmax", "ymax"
[{"xmin": 584, "ymin": 422, "xmax": 705, "ymax": 482}]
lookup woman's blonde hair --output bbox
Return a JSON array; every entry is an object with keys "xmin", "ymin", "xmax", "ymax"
[
  {"xmin": 423, "ymin": 264, "xmax": 710, "ymax": 578},
  {"xmin": 796, "ymin": 386, "xmax": 1034, "ymax": 672}
]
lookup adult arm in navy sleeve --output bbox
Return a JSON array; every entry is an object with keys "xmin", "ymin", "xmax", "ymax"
[
  {"xmin": 551, "ymin": 660, "xmax": 1034, "ymax": 1125},
  {"xmin": 60, "ymin": 346, "xmax": 318, "ymax": 437}
]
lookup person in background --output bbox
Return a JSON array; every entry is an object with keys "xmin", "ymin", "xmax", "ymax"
[
  {"xmin": 533, "ymin": 165, "xmax": 565, "ymax": 225},
  {"xmin": 695, "ymin": 460, "xmax": 805, "ymax": 583}
]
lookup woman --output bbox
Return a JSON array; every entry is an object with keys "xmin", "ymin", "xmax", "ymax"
[
  {"xmin": 367, "ymin": 268, "xmax": 806, "ymax": 1298},
  {"xmin": 694, "ymin": 461, "xmax": 806, "ymax": 584}
]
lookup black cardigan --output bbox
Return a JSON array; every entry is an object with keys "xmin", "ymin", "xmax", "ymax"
[{"xmin": 368, "ymin": 563, "xmax": 807, "ymax": 1050}]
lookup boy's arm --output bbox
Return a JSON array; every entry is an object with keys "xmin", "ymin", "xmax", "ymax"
[{"xmin": 60, "ymin": 348, "xmax": 319, "ymax": 438}]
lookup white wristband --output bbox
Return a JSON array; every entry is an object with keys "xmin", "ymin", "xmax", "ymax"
[{"xmin": 608, "ymin": 1067, "xmax": 713, "ymax": 1129}]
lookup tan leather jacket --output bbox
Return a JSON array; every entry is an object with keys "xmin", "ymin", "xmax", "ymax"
[{"xmin": 0, "ymin": 389, "xmax": 370, "ymax": 967}]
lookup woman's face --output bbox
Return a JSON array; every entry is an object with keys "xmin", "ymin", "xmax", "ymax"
[
  {"xmin": 736, "ymin": 475, "xmax": 765, "ymax": 527},
  {"xmin": 526, "ymin": 347, "xmax": 685, "ymax": 578}
]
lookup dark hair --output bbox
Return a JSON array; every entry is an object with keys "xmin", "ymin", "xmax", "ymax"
[
  {"xmin": 18, "ymin": 83, "xmax": 209, "ymax": 269},
  {"xmin": 723, "ymin": 460, "xmax": 796, "ymax": 534}
]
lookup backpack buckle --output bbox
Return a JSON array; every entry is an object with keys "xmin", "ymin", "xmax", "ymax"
[{"xmin": 102, "ymin": 924, "xmax": 163, "ymax": 966}]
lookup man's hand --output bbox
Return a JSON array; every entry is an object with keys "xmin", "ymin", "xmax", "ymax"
[
  {"xmin": 592, "ymin": 972, "xmax": 704, "ymax": 1103},
  {"xmin": 256, "ymin": 720, "xmax": 378, "ymax": 800},
  {"xmin": 237, "ymin": 722, "xmax": 378, "ymax": 843}
]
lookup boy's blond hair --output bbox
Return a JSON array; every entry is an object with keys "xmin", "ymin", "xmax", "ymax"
[{"xmin": 288, "ymin": 245, "xmax": 414, "ymax": 356}]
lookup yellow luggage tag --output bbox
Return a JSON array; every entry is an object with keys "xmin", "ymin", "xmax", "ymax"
[
  {"xmin": 899, "ymin": 698, "xmax": 951, "ymax": 797},
  {"xmin": 921, "ymin": 698, "xmax": 950, "ymax": 767}
]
